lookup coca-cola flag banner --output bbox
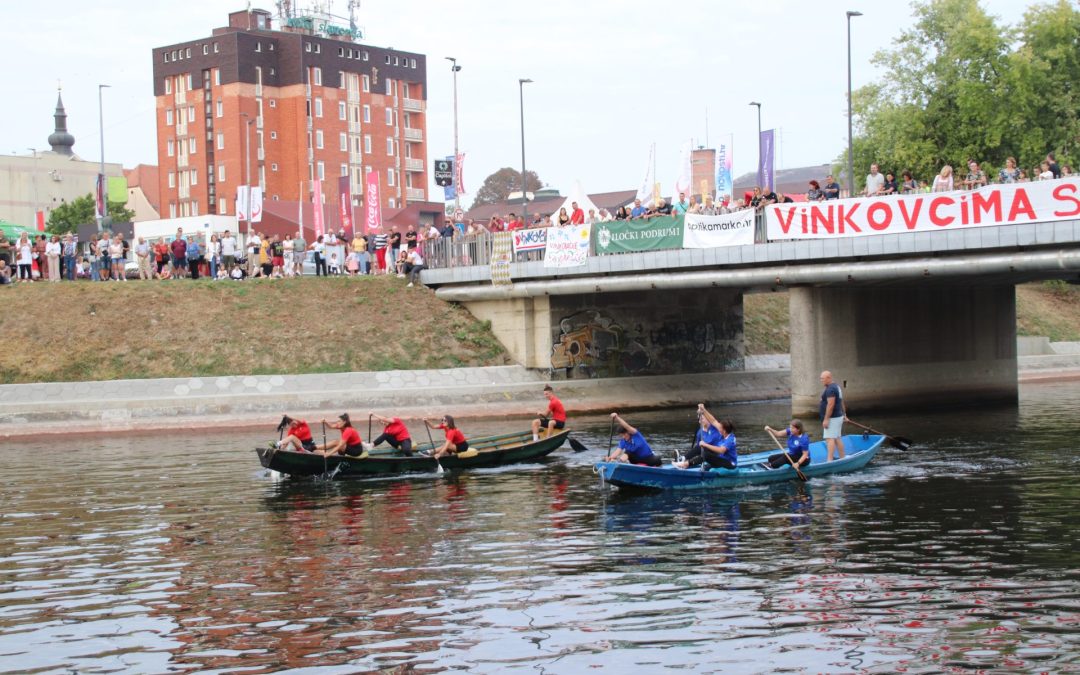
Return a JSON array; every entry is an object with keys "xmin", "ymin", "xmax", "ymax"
[
  {"xmin": 766, "ymin": 177, "xmax": 1080, "ymax": 239},
  {"xmin": 364, "ymin": 170, "xmax": 382, "ymax": 234}
]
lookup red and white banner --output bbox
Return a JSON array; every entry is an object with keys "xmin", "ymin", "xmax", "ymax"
[
  {"xmin": 250, "ymin": 187, "xmax": 263, "ymax": 223},
  {"xmin": 95, "ymin": 173, "xmax": 105, "ymax": 221},
  {"xmin": 312, "ymin": 179, "xmax": 324, "ymax": 239},
  {"xmin": 454, "ymin": 152, "xmax": 467, "ymax": 195},
  {"xmin": 338, "ymin": 175, "xmax": 354, "ymax": 237},
  {"xmin": 767, "ymin": 177, "xmax": 1080, "ymax": 239},
  {"xmin": 364, "ymin": 171, "xmax": 381, "ymax": 234},
  {"xmin": 511, "ymin": 227, "xmax": 547, "ymax": 254},
  {"xmin": 235, "ymin": 186, "xmax": 249, "ymax": 222}
]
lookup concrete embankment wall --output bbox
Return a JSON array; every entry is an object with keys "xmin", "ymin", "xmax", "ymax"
[{"xmin": 1, "ymin": 347, "xmax": 1076, "ymax": 440}]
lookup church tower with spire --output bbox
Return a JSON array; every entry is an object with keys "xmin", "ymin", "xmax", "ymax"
[{"xmin": 47, "ymin": 89, "xmax": 76, "ymax": 156}]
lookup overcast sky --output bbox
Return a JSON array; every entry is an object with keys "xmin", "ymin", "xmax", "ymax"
[{"xmin": 2, "ymin": 0, "xmax": 1035, "ymax": 204}]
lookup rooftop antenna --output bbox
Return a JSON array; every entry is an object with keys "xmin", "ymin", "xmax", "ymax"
[{"xmin": 348, "ymin": 0, "xmax": 359, "ymax": 33}]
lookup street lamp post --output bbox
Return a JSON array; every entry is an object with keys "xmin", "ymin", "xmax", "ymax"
[
  {"xmin": 847, "ymin": 10, "xmax": 863, "ymax": 198},
  {"xmin": 518, "ymin": 78, "xmax": 532, "ymax": 224},
  {"xmin": 446, "ymin": 57, "xmax": 461, "ymax": 213},
  {"xmin": 241, "ymin": 112, "xmax": 254, "ymax": 237},
  {"xmin": 97, "ymin": 84, "xmax": 110, "ymax": 232},
  {"xmin": 27, "ymin": 148, "xmax": 39, "ymax": 230},
  {"xmin": 749, "ymin": 101, "xmax": 762, "ymax": 187}
]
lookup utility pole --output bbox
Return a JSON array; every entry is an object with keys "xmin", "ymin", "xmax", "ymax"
[
  {"xmin": 847, "ymin": 10, "xmax": 863, "ymax": 198},
  {"xmin": 446, "ymin": 57, "xmax": 461, "ymax": 212},
  {"xmin": 519, "ymin": 78, "xmax": 532, "ymax": 224},
  {"xmin": 97, "ymin": 84, "xmax": 110, "ymax": 232}
]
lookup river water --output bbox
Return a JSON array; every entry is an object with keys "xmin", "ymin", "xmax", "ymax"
[{"xmin": 1, "ymin": 384, "xmax": 1079, "ymax": 674}]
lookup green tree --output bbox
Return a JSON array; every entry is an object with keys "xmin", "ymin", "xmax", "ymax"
[
  {"xmin": 471, "ymin": 167, "xmax": 544, "ymax": 208},
  {"xmin": 846, "ymin": 0, "xmax": 1080, "ymax": 188},
  {"xmin": 46, "ymin": 194, "xmax": 135, "ymax": 234}
]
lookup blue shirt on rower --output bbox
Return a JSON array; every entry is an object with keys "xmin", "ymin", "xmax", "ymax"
[
  {"xmin": 619, "ymin": 431, "xmax": 656, "ymax": 464},
  {"xmin": 787, "ymin": 433, "xmax": 811, "ymax": 461},
  {"xmin": 696, "ymin": 425, "xmax": 722, "ymax": 450},
  {"xmin": 711, "ymin": 433, "xmax": 738, "ymax": 467},
  {"xmin": 819, "ymin": 383, "xmax": 844, "ymax": 420}
]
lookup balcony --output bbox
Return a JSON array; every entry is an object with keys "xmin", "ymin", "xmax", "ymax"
[
  {"xmin": 404, "ymin": 127, "xmax": 423, "ymax": 142},
  {"xmin": 402, "ymin": 98, "xmax": 423, "ymax": 112},
  {"xmin": 257, "ymin": 147, "xmax": 265, "ymax": 161},
  {"xmin": 405, "ymin": 158, "xmax": 423, "ymax": 172},
  {"xmin": 256, "ymin": 116, "xmax": 264, "ymax": 129},
  {"xmin": 406, "ymin": 187, "xmax": 425, "ymax": 202},
  {"xmin": 349, "ymin": 121, "xmax": 361, "ymax": 134}
]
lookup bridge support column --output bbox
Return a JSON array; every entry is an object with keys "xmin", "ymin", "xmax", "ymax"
[
  {"xmin": 462, "ymin": 297, "xmax": 552, "ymax": 369},
  {"xmin": 790, "ymin": 286, "xmax": 1018, "ymax": 414}
]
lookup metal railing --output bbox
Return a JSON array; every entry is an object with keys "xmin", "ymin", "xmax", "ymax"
[
  {"xmin": 403, "ymin": 127, "xmax": 423, "ymax": 141},
  {"xmin": 402, "ymin": 98, "xmax": 424, "ymax": 112},
  {"xmin": 405, "ymin": 158, "xmax": 424, "ymax": 171}
]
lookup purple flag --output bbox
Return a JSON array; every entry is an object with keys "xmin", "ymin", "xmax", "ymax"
[{"xmin": 758, "ymin": 129, "xmax": 775, "ymax": 191}]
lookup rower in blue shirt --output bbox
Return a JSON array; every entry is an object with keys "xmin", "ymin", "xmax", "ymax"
[
  {"xmin": 605, "ymin": 412, "xmax": 662, "ymax": 467},
  {"xmin": 674, "ymin": 404, "xmax": 738, "ymax": 470},
  {"xmin": 764, "ymin": 419, "xmax": 811, "ymax": 470}
]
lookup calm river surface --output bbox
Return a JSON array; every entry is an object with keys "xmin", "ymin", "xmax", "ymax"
[{"xmin": 2, "ymin": 384, "xmax": 1080, "ymax": 673}]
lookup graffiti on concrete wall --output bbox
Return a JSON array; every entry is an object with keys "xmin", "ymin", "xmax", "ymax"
[{"xmin": 550, "ymin": 311, "xmax": 650, "ymax": 378}]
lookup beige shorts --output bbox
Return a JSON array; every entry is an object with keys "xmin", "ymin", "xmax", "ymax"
[{"xmin": 823, "ymin": 416, "xmax": 844, "ymax": 439}]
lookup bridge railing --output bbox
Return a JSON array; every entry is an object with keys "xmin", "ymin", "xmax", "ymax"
[{"xmin": 423, "ymin": 212, "xmax": 769, "ymax": 270}]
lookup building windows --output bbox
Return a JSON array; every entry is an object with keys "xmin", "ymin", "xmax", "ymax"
[
  {"xmin": 268, "ymin": 99, "xmax": 276, "ymax": 108},
  {"xmin": 216, "ymin": 133, "xmax": 224, "ymax": 150},
  {"xmin": 410, "ymin": 58, "xmax": 416, "ymax": 68},
  {"xmin": 218, "ymin": 164, "xmax": 226, "ymax": 183},
  {"xmin": 363, "ymin": 135, "xmax": 371, "ymax": 154},
  {"xmin": 403, "ymin": 83, "xmax": 410, "ymax": 98},
  {"xmin": 208, "ymin": 164, "xmax": 215, "ymax": 183},
  {"xmin": 385, "ymin": 79, "xmax": 393, "ymax": 96},
  {"xmin": 362, "ymin": 75, "xmax": 370, "ymax": 92},
  {"xmin": 186, "ymin": 47, "xmax": 191, "ymax": 58},
  {"xmin": 167, "ymin": 139, "xmax": 174, "ymax": 157},
  {"xmin": 339, "ymin": 132, "xmax": 347, "ymax": 151},
  {"xmin": 386, "ymin": 137, "xmax": 393, "ymax": 156},
  {"xmin": 339, "ymin": 71, "xmax": 346, "ymax": 88},
  {"xmin": 214, "ymin": 69, "xmax": 221, "ymax": 86},
  {"xmin": 388, "ymin": 198, "xmax": 395, "ymax": 208},
  {"xmin": 202, "ymin": 45, "xmax": 208, "ymax": 55},
  {"xmin": 363, "ymin": 50, "xmax": 369, "ymax": 61},
  {"xmin": 403, "ymin": 112, "xmax": 411, "ymax": 128},
  {"xmin": 255, "ymin": 41, "xmax": 262, "ymax": 52},
  {"xmin": 341, "ymin": 163, "xmax": 348, "ymax": 177},
  {"xmin": 190, "ymin": 169, "xmax": 197, "ymax": 186},
  {"xmin": 186, "ymin": 74, "xmax": 193, "ymax": 90},
  {"xmin": 317, "ymin": 161, "xmax": 325, "ymax": 180},
  {"xmin": 315, "ymin": 130, "xmax": 324, "ymax": 149},
  {"xmin": 165, "ymin": 78, "xmax": 172, "ymax": 94},
  {"xmin": 189, "ymin": 138, "xmax": 197, "ymax": 154},
  {"xmin": 164, "ymin": 52, "xmax": 170, "ymax": 63},
  {"xmin": 168, "ymin": 172, "xmax": 175, "ymax": 188},
  {"xmin": 338, "ymin": 47, "xmax": 345, "ymax": 57},
  {"xmin": 218, "ymin": 200, "xmax": 227, "ymax": 215},
  {"xmin": 386, "ymin": 107, "xmax": 395, "ymax": 126},
  {"xmin": 165, "ymin": 109, "xmax": 173, "ymax": 125},
  {"xmin": 338, "ymin": 101, "xmax": 346, "ymax": 120},
  {"xmin": 187, "ymin": 106, "xmax": 195, "ymax": 122},
  {"xmin": 312, "ymin": 67, "xmax": 322, "ymax": 85},
  {"xmin": 393, "ymin": 56, "xmax": 399, "ymax": 66},
  {"xmin": 363, "ymin": 105, "xmax": 370, "ymax": 123},
  {"xmin": 270, "ymin": 131, "xmax": 277, "ymax": 139},
  {"xmin": 216, "ymin": 100, "xmax": 223, "ymax": 118},
  {"xmin": 385, "ymin": 55, "xmax": 391, "ymax": 64},
  {"xmin": 305, "ymin": 42, "xmax": 311, "ymax": 52},
  {"xmin": 213, "ymin": 42, "xmax": 219, "ymax": 53},
  {"xmin": 314, "ymin": 98, "xmax": 323, "ymax": 117},
  {"xmin": 271, "ymin": 163, "xmax": 278, "ymax": 172},
  {"xmin": 192, "ymin": 200, "xmax": 198, "ymax": 216},
  {"xmin": 169, "ymin": 203, "xmax": 177, "ymax": 218},
  {"xmin": 387, "ymin": 169, "xmax": 395, "ymax": 187}
]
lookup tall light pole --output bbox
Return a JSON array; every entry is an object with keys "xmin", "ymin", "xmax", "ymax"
[
  {"xmin": 749, "ymin": 101, "xmax": 762, "ymax": 188},
  {"xmin": 241, "ymin": 112, "xmax": 254, "ymax": 237},
  {"xmin": 97, "ymin": 84, "xmax": 110, "ymax": 232},
  {"xmin": 27, "ymin": 148, "xmax": 40, "ymax": 230},
  {"xmin": 847, "ymin": 10, "xmax": 863, "ymax": 198},
  {"xmin": 446, "ymin": 57, "xmax": 461, "ymax": 212},
  {"xmin": 518, "ymin": 78, "xmax": 532, "ymax": 224}
]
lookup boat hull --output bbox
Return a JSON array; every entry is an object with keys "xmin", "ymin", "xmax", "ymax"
[
  {"xmin": 256, "ymin": 429, "xmax": 570, "ymax": 479},
  {"xmin": 596, "ymin": 434, "xmax": 884, "ymax": 491}
]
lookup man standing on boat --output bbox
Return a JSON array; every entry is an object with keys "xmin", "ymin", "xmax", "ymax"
[
  {"xmin": 605, "ymin": 413, "xmax": 662, "ymax": 466},
  {"xmin": 369, "ymin": 412, "xmax": 414, "ymax": 456},
  {"xmin": 820, "ymin": 371, "xmax": 846, "ymax": 461},
  {"xmin": 531, "ymin": 384, "xmax": 567, "ymax": 441}
]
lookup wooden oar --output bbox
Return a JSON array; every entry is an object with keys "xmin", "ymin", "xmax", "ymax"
[
  {"xmin": 320, "ymin": 420, "xmax": 328, "ymax": 477},
  {"xmin": 423, "ymin": 421, "xmax": 444, "ymax": 475},
  {"xmin": 768, "ymin": 429, "xmax": 808, "ymax": 482},
  {"xmin": 605, "ymin": 418, "xmax": 615, "ymax": 461},
  {"xmin": 845, "ymin": 418, "xmax": 913, "ymax": 451},
  {"xmin": 567, "ymin": 436, "xmax": 589, "ymax": 453}
]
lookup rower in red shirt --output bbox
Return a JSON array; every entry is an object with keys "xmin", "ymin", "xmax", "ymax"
[
  {"xmin": 423, "ymin": 415, "xmax": 469, "ymax": 459},
  {"xmin": 313, "ymin": 413, "xmax": 366, "ymax": 457},
  {"xmin": 370, "ymin": 411, "xmax": 414, "ymax": 456},
  {"xmin": 276, "ymin": 414, "xmax": 316, "ymax": 452},
  {"xmin": 531, "ymin": 384, "xmax": 567, "ymax": 440}
]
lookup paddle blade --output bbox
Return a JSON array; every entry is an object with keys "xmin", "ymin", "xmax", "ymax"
[
  {"xmin": 568, "ymin": 437, "xmax": 590, "ymax": 453},
  {"xmin": 890, "ymin": 437, "xmax": 913, "ymax": 451}
]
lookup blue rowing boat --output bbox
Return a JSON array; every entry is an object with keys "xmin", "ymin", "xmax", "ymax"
[{"xmin": 595, "ymin": 434, "xmax": 885, "ymax": 491}]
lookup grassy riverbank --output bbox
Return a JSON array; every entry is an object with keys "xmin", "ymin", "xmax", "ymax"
[
  {"xmin": 0, "ymin": 277, "xmax": 510, "ymax": 383},
  {"xmin": 742, "ymin": 281, "xmax": 1080, "ymax": 354}
]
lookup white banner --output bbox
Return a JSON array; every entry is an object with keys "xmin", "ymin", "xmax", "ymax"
[
  {"xmin": 683, "ymin": 210, "xmax": 756, "ymax": 248},
  {"xmin": 235, "ymin": 186, "xmax": 250, "ymax": 222},
  {"xmin": 250, "ymin": 187, "xmax": 263, "ymax": 223},
  {"xmin": 766, "ymin": 177, "xmax": 1080, "ymax": 239},
  {"xmin": 543, "ymin": 224, "xmax": 591, "ymax": 268},
  {"xmin": 512, "ymin": 227, "xmax": 547, "ymax": 253}
]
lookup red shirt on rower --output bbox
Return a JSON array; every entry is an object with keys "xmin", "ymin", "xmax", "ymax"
[
  {"xmin": 548, "ymin": 395, "xmax": 567, "ymax": 422},
  {"xmin": 341, "ymin": 426, "xmax": 362, "ymax": 446},
  {"xmin": 383, "ymin": 417, "xmax": 411, "ymax": 441},
  {"xmin": 287, "ymin": 419, "xmax": 313, "ymax": 442},
  {"xmin": 437, "ymin": 423, "xmax": 466, "ymax": 446}
]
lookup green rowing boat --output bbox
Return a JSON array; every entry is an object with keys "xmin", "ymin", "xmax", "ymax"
[{"xmin": 255, "ymin": 429, "xmax": 570, "ymax": 478}]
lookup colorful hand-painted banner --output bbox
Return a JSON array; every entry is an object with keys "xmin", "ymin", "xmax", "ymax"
[
  {"xmin": 593, "ymin": 216, "xmax": 684, "ymax": 254},
  {"xmin": 543, "ymin": 224, "xmax": 591, "ymax": 268},
  {"xmin": 682, "ymin": 210, "xmax": 756, "ymax": 248},
  {"xmin": 766, "ymin": 177, "xmax": 1080, "ymax": 239},
  {"xmin": 490, "ymin": 231, "xmax": 513, "ymax": 286},
  {"xmin": 511, "ymin": 227, "xmax": 547, "ymax": 253}
]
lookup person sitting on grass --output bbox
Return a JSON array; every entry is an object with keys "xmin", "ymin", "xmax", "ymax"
[
  {"xmin": 422, "ymin": 415, "xmax": 469, "ymax": 459},
  {"xmin": 673, "ymin": 405, "xmax": 737, "ymax": 470},
  {"xmin": 370, "ymin": 411, "xmax": 414, "ymax": 456},
  {"xmin": 764, "ymin": 419, "xmax": 811, "ymax": 470},
  {"xmin": 313, "ymin": 414, "xmax": 366, "ymax": 457},
  {"xmin": 605, "ymin": 412, "xmax": 662, "ymax": 466},
  {"xmin": 275, "ymin": 415, "xmax": 316, "ymax": 452}
]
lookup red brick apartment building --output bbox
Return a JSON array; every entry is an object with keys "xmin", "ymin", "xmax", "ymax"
[{"xmin": 152, "ymin": 8, "xmax": 428, "ymax": 220}]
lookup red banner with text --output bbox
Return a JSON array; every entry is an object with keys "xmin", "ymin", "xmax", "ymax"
[
  {"xmin": 364, "ymin": 171, "xmax": 382, "ymax": 234},
  {"xmin": 312, "ymin": 179, "xmax": 324, "ymax": 239}
]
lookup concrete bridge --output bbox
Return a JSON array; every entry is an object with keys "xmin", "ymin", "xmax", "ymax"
[{"xmin": 421, "ymin": 218, "xmax": 1080, "ymax": 413}]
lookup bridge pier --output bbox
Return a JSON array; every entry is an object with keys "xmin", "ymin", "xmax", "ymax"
[{"xmin": 789, "ymin": 285, "xmax": 1018, "ymax": 415}]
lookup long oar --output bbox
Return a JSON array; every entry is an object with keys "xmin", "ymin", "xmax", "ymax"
[
  {"xmin": 606, "ymin": 418, "xmax": 615, "ymax": 461},
  {"xmin": 368, "ymin": 414, "xmax": 373, "ymax": 447},
  {"xmin": 769, "ymin": 429, "xmax": 808, "ymax": 482},
  {"xmin": 845, "ymin": 418, "xmax": 913, "ymax": 451},
  {"xmin": 424, "ymin": 422, "xmax": 444, "ymax": 475},
  {"xmin": 321, "ymin": 420, "xmax": 329, "ymax": 477}
]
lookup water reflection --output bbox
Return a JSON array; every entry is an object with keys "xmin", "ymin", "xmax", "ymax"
[{"xmin": 0, "ymin": 386, "xmax": 1078, "ymax": 672}]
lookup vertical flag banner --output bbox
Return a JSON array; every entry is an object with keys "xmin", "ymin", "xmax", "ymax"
[
  {"xmin": 312, "ymin": 179, "xmax": 324, "ymax": 238},
  {"xmin": 443, "ymin": 155, "xmax": 456, "ymax": 202},
  {"xmin": 94, "ymin": 173, "xmax": 105, "ymax": 221},
  {"xmin": 758, "ymin": 129, "xmax": 775, "ymax": 191},
  {"xmin": 671, "ymin": 142, "xmax": 691, "ymax": 202},
  {"xmin": 250, "ymin": 187, "xmax": 263, "ymax": 223},
  {"xmin": 364, "ymin": 170, "xmax": 382, "ymax": 234},
  {"xmin": 454, "ymin": 152, "xmax": 467, "ymax": 195},
  {"xmin": 298, "ymin": 180, "xmax": 305, "ymax": 232},
  {"xmin": 635, "ymin": 143, "xmax": 656, "ymax": 206},
  {"xmin": 235, "ymin": 186, "xmax": 250, "ymax": 222},
  {"xmin": 338, "ymin": 175, "xmax": 354, "ymax": 236},
  {"xmin": 716, "ymin": 141, "xmax": 732, "ymax": 200},
  {"xmin": 490, "ymin": 231, "xmax": 513, "ymax": 286}
]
